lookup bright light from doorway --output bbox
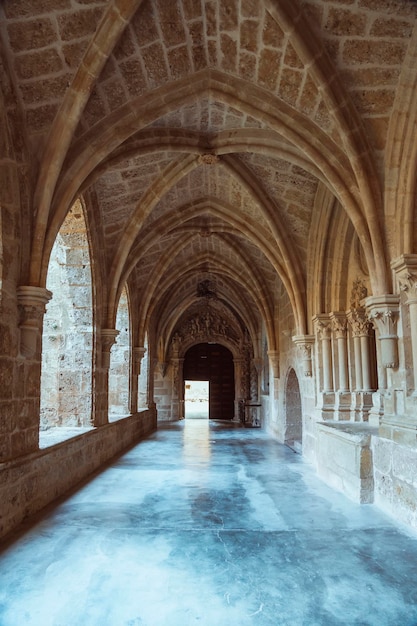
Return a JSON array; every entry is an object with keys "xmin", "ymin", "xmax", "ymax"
[{"xmin": 184, "ymin": 380, "xmax": 209, "ymax": 419}]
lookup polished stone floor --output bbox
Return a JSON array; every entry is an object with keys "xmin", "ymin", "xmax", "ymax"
[{"xmin": 1, "ymin": 419, "xmax": 417, "ymax": 626}]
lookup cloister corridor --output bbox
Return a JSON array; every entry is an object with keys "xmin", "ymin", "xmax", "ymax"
[{"xmin": 1, "ymin": 419, "xmax": 417, "ymax": 626}]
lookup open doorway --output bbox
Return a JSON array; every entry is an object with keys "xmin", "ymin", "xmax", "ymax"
[
  {"xmin": 184, "ymin": 380, "xmax": 209, "ymax": 419},
  {"xmin": 183, "ymin": 343, "xmax": 234, "ymax": 420}
]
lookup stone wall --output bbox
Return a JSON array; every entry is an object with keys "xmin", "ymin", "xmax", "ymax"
[
  {"xmin": 0, "ymin": 408, "xmax": 156, "ymax": 540},
  {"xmin": 372, "ymin": 436, "xmax": 417, "ymax": 529},
  {"xmin": 154, "ymin": 365, "xmax": 174, "ymax": 421}
]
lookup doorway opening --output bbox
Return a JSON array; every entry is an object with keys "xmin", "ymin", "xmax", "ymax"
[
  {"xmin": 183, "ymin": 343, "xmax": 234, "ymax": 420},
  {"xmin": 184, "ymin": 380, "xmax": 209, "ymax": 419}
]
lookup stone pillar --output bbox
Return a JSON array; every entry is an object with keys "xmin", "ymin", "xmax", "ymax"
[
  {"xmin": 13, "ymin": 286, "xmax": 52, "ymax": 457},
  {"xmin": 330, "ymin": 314, "xmax": 349, "ymax": 392},
  {"xmin": 97, "ymin": 329, "xmax": 119, "ymax": 426},
  {"xmin": 330, "ymin": 313, "xmax": 351, "ymax": 420},
  {"xmin": 313, "ymin": 315, "xmax": 335, "ymax": 420},
  {"xmin": 347, "ymin": 308, "xmax": 374, "ymax": 422},
  {"xmin": 17, "ymin": 286, "xmax": 52, "ymax": 359},
  {"xmin": 365, "ymin": 295, "xmax": 399, "ymax": 428},
  {"xmin": 131, "ymin": 346, "xmax": 146, "ymax": 412},
  {"xmin": 233, "ymin": 357, "xmax": 244, "ymax": 421},
  {"xmin": 365, "ymin": 295, "xmax": 400, "ymax": 370},
  {"xmin": 171, "ymin": 356, "xmax": 184, "ymax": 419},
  {"xmin": 101, "ymin": 329, "xmax": 119, "ymax": 369},
  {"xmin": 267, "ymin": 350, "xmax": 280, "ymax": 379},
  {"xmin": 314, "ymin": 316, "xmax": 334, "ymax": 392},
  {"xmin": 347, "ymin": 309, "xmax": 373, "ymax": 391},
  {"xmin": 392, "ymin": 256, "xmax": 417, "ymax": 393},
  {"xmin": 292, "ymin": 335, "xmax": 315, "ymax": 377}
]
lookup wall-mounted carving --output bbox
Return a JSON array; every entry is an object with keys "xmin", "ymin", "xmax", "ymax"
[
  {"xmin": 171, "ymin": 308, "xmax": 239, "ymax": 351},
  {"xmin": 350, "ymin": 278, "xmax": 368, "ymax": 310}
]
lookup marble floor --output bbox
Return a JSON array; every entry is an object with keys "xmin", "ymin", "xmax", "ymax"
[{"xmin": 1, "ymin": 419, "xmax": 417, "ymax": 626}]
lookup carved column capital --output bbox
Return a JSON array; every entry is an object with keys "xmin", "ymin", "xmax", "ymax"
[
  {"xmin": 330, "ymin": 312, "xmax": 347, "ymax": 339},
  {"xmin": 392, "ymin": 255, "xmax": 417, "ymax": 299},
  {"xmin": 313, "ymin": 315, "xmax": 332, "ymax": 340},
  {"xmin": 365, "ymin": 295, "xmax": 400, "ymax": 368},
  {"xmin": 101, "ymin": 328, "xmax": 119, "ymax": 369},
  {"xmin": 347, "ymin": 308, "xmax": 373, "ymax": 337},
  {"xmin": 133, "ymin": 346, "xmax": 146, "ymax": 376},
  {"xmin": 398, "ymin": 273, "xmax": 417, "ymax": 304},
  {"xmin": 267, "ymin": 350, "xmax": 280, "ymax": 379},
  {"xmin": 17, "ymin": 285, "xmax": 52, "ymax": 358},
  {"xmin": 391, "ymin": 255, "xmax": 417, "ymax": 306},
  {"xmin": 292, "ymin": 335, "xmax": 315, "ymax": 376}
]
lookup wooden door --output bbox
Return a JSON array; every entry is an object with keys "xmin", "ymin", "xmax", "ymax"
[{"xmin": 183, "ymin": 343, "xmax": 234, "ymax": 420}]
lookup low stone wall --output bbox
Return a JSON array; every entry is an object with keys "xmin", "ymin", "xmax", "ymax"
[
  {"xmin": 316, "ymin": 422, "xmax": 377, "ymax": 504},
  {"xmin": 372, "ymin": 436, "xmax": 417, "ymax": 530},
  {"xmin": 0, "ymin": 409, "xmax": 156, "ymax": 540}
]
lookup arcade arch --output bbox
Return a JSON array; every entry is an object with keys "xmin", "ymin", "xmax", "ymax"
[{"xmin": 40, "ymin": 201, "xmax": 93, "ymax": 432}]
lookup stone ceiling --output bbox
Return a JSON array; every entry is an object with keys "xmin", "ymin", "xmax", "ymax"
[{"xmin": 1, "ymin": 0, "xmax": 416, "ymax": 345}]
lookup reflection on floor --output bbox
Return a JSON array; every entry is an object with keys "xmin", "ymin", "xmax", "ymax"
[{"xmin": 1, "ymin": 420, "xmax": 417, "ymax": 626}]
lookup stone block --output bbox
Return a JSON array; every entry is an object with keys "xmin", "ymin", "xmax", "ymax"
[
  {"xmin": 0, "ymin": 358, "xmax": 14, "ymax": 399},
  {"xmin": 241, "ymin": 20, "xmax": 260, "ymax": 53},
  {"xmin": 316, "ymin": 422, "xmax": 376, "ymax": 503},
  {"xmin": 7, "ymin": 18, "xmax": 57, "ymax": 52},
  {"xmin": 15, "ymin": 49, "xmax": 62, "ymax": 79},
  {"xmin": 57, "ymin": 7, "xmax": 104, "ymax": 41},
  {"xmin": 372, "ymin": 437, "xmax": 392, "ymax": 474},
  {"xmin": 342, "ymin": 40, "xmax": 405, "ymax": 66},
  {"xmin": 392, "ymin": 445, "xmax": 417, "ymax": 487},
  {"xmin": 325, "ymin": 7, "xmax": 367, "ymax": 36},
  {"xmin": 258, "ymin": 48, "xmax": 280, "ymax": 91}
]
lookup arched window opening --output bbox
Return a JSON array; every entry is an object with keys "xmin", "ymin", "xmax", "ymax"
[
  {"xmin": 109, "ymin": 287, "xmax": 130, "ymax": 420},
  {"xmin": 138, "ymin": 333, "xmax": 149, "ymax": 410},
  {"xmin": 285, "ymin": 368, "xmax": 302, "ymax": 452},
  {"xmin": 40, "ymin": 201, "xmax": 93, "ymax": 440}
]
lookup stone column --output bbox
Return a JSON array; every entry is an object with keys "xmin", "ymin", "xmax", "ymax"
[
  {"xmin": 131, "ymin": 346, "xmax": 146, "ymax": 412},
  {"xmin": 347, "ymin": 308, "xmax": 374, "ymax": 422},
  {"xmin": 97, "ymin": 329, "xmax": 119, "ymax": 426},
  {"xmin": 14, "ymin": 286, "xmax": 52, "ymax": 457},
  {"xmin": 17, "ymin": 286, "xmax": 52, "ymax": 358},
  {"xmin": 392, "ymin": 256, "xmax": 417, "ymax": 393},
  {"xmin": 314, "ymin": 316, "xmax": 334, "ymax": 392},
  {"xmin": 365, "ymin": 295, "xmax": 399, "ymax": 429},
  {"xmin": 292, "ymin": 335, "xmax": 315, "ymax": 377},
  {"xmin": 365, "ymin": 295, "xmax": 400, "ymax": 370},
  {"xmin": 347, "ymin": 309, "xmax": 374, "ymax": 391},
  {"xmin": 330, "ymin": 314, "xmax": 349, "ymax": 392},
  {"xmin": 171, "ymin": 356, "xmax": 184, "ymax": 419},
  {"xmin": 233, "ymin": 357, "xmax": 244, "ymax": 421},
  {"xmin": 267, "ymin": 350, "xmax": 280, "ymax": 379},
  {"xmin": 101, "ymin": 328, "xmax": 119, "ymax": 369},
  {"xmin": 313, "ymin": 315, "xmax": 335, "ymax": 420},
  {"xmin": 348, "ymin": 310, "xmax": 363, "ymax": 390}
]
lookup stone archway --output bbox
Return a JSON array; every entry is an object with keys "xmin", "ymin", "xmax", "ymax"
[{"xmin": 285, "ymin": 368, "xmax": 302, "ymax": 451}]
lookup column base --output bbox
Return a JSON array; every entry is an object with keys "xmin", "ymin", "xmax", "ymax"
[{"xmin": 350, "ymin": 391, "xmax": 374, "ymax": 422}]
